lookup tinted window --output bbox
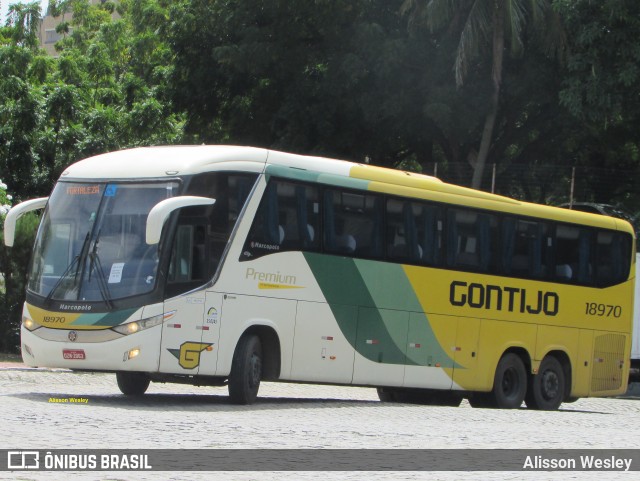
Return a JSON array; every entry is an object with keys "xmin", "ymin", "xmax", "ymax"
[
  {"xmin": 324, "ymin": 189, "xmax": 383, "ymax": 258},
  {"xmin": 387, "ymin": 199, "xmax": 444, "ymax": 266},
  {"xmin": 242, "ymin": 179, "xmax": 320, "ymax": 260},
  {"xmin": 239, "ymin": 177, "xmax": 632, "ymax": 287},
  {"xmin": 501, "ymin": 219, "xmax": 552, "ymax": 280},
  {"xmin": 446, "ymin": 208, "xmax": 498, "ymax": 272},
  {"xmin": 166, "ymin": 172, "xmax": 257, "ymax": 297}
]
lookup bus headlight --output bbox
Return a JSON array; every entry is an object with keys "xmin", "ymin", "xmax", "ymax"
[
  {"xmin": 123, "ymin": 347, "xmax": 141, "ymax": 361},
  {"xmin": 22, "ymin": 317, "xmax": 40, "ymax": 331},
  {"xmin": 112, "ymin": 314, "xmax": 164, "ymax": 336}
]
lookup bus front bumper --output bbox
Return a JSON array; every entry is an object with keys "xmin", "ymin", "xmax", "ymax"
[{"xmin": 20, "ymin": 324, "xmax": 162, "ymax": 372}]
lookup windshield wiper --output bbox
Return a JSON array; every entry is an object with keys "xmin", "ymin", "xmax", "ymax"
[
  {"xmin": 87, "ymin": 231, "xmax": 114, "ymax": 309},
  {"xmin": 87, "ymin": 229, "xmax": 101, "ymax": 284},
  {"xmin": 44, "ymin": 230, "xmax": 92, "ymax": 304}
]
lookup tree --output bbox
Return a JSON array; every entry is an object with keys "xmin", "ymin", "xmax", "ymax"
[
  {"xmin": 401, "ymin": 0, "xmax": 565, "ymax": 189},
  {"xmin": 0, "ymin": 180, "xmax": 39, "ymax": 353},
  {"xmin": 6, "ymin": 1, "xmax": 41, "ymax": 49},
  {"xmin": 0, "ymin": 1, "xmax": 187, "ymax": 353},
  {"xmin": 168, "ymin": 0, "xmax": 443, "ymax": 166}
]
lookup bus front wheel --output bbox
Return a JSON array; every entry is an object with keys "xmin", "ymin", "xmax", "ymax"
[
  {"xmin": 116, "ymin": 372, "xmax": 150, "ymax": 396},
  {"xmin": 525, "ymin": 355, "xmax": 565, "ymax": 411},
  {"xmin": 228, "ymin": 334, "xmax": 263, "ymax": 405}
]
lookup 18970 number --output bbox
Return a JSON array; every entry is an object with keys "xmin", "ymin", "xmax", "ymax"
[{"xmin": 585, "ymin": 303, "xmax": 622, "ymax": 318}]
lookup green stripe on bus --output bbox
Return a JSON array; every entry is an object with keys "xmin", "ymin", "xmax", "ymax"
[
  {"xmin": 69, "ymin": 308, "xmax": 138, "ymax": 327},
  {"xmin": 354, "ymin": 259, "xmax": 459, "ymax": 368},
  {"xmin": 265, "ymin": 165, "xmax": 370, "ymax": 191},
  {"xmin": 304, "ymin": 253, "xmax": 411, "ymax": 365},
  {"xmin": 304, "ymin": 253, "xmax": 459, "ymax": 368}
]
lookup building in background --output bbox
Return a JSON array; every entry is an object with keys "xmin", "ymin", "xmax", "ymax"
[{"xmin": 39, "ymin": 0, "xmax": 119, "ymax": 55}]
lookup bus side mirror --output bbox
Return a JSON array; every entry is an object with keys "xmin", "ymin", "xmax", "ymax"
[
  {"xmin": 3, "ymin": 197, "xmax": 49, "ymax": 247},
  {"xmin": 145, "ymin": 196, "xmax": 216, "ymax": 245}
]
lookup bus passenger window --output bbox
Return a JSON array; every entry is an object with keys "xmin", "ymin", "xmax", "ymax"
[
  {"xmin": 387, "ymin": 199, "xmax": 441, "ymax": 265},
  {"xmin": 242, "ymin": 179, "xmax": 319, "ymax": 260},
  {"xmin": 387, "ymin": 199, "xmax": 418, "ymax": 262},
  {"xmin": 279, "ymin": 183, "xmax": 320, "ymax": 252},
  {"xmin": 502, "ymin": 219, "xmax": 549, "ymax": 279},
  {"xmin": 577, "ymin": 229, "xmax": 593, "ymax": 284},
  {"xmin": 594, "ymin": 231, "xmax": 631, "ymax": 286},
  {"xmin": 420, "ymin": 205, "xmax": 443, "ymax": 266},
  {"xmin": 324, "ymin": 189, "xmax": 383, "ymax": 259},
  {"xmin": 555, "ymin": 224, "xmax": 581, "ymax": 282},
  {"xmin": 447, "ymin": 209, "xmax": 497, "ymax": 272}
]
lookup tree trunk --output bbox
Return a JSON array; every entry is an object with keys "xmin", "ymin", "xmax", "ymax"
[{"xmin": 471, "ymin": 4, "xmax": 504, "ymax": 190}]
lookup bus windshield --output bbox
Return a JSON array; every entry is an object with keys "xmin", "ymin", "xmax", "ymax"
[{"xmin": 28, "ymin": 181, "xmax": 179, "ymax": 303}]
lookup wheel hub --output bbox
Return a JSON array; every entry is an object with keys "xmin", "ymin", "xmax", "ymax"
[{"xmin": 541, "ymin": 370, "xmax": 559, "ymax": 400}]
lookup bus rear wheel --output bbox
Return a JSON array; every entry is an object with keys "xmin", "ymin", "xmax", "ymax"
[
  {"xmin": 116, "ymin": 372, "xmax": 150, "ymax": 396},
  {"xmin": 228, "ymin": 334, "xmax": 263, "ymax": 405},
  {"xmin": 471, "ymin": 353, "xmax": 527, "ymax": 409},
  {"xmin": 525, "ymin": 355, "xmax": 565, "ymax": 411}
]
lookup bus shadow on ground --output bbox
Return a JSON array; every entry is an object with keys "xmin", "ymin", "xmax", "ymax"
[
  {"xmin": 9, "ymin": 391, "xmax": 384, "ymax": 412},
  {"xmin": 8, "ymin": 392, "xmax": 615, "ymax": 415}
]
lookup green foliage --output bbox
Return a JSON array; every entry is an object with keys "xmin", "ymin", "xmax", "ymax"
[
  {"xmin": 1, "ymin": 0, "xmax": 634, "ymax": 204},
  {"xmin": 0, "ymin": 0, "xmax": 184, "ymax": 353},
  {"xmin": 556, "ymin": 0, "xmax": 640, "ymax": 126},
  {"xmin": 0, "ymin": 0, "xmax": 184, "ymax": 201},
  {"xmin": 0, "ymin": 213, "xmax": 39, "ymax": 353},
  {"xmin": 552, "ymin": 0, "xmax": 640, "ymax": 211},
  {"xmin": 1, "ymin": 0, "xmax": 640, "ymax": 356},
  {"xmin": 168, "ymin": 0, "xmax": 446, "ymax": 165},
  {"xmin": 0, "ymin": 180, "xmax": 12, "ymax": 214},
  {"xmin": 0, "ymin": 181, "xmax": 38, "ymax": 354},
  {"xmin": 6, "ymin": 1, "xmax": 41, "ymax": 49}
]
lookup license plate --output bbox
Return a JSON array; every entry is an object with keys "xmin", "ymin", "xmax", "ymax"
[{"xmin": 63, "ymin": 349, "xmax": 86, "ymax": 360}]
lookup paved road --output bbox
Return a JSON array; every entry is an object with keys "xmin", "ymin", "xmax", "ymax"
[{"xmin": 1, "ymin": 365, "xmax": 639, "ymax": 480}]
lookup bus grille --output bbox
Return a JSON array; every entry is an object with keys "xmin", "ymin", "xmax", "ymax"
[{"xmin": 591, "ymin": 334, "xmax": 626, "ymax": 392}]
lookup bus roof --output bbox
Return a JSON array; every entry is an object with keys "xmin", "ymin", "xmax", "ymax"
[{"xmin": 60, "ymin": 145, "xmax": 634, "ymax": 235}]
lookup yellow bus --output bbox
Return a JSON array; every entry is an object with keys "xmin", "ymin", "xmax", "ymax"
[{"xmin": 4, "ymin": 146, "xmax": 635, "ymax": 409}]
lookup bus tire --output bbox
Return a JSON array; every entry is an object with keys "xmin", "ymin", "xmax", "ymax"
[
  {"xmin": 228, "ymin": 334, "xmax": 262, "ymax": 405},
  {"xmin": 485, "ymin": 353, "xmax": 527, "ymax": 409},
  {"xmin": 116, "ymin": 372, "xmax": 150, "ymax": 396},
  {"xmin": 525, "ymin": 355, "xmax": 565, "ymax": 411}
]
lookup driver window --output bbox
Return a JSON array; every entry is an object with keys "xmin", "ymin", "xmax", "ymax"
[
  {"xmin": 168, "ymin": 224, "xmax": 208, "ymax": 283},
  {"xmin": 167, "ymin": 221, "xmax": 208, "ymax": 296},
  {"xmin": 169, "ymin": 225, "xmax": 195, "ymax": 283}
]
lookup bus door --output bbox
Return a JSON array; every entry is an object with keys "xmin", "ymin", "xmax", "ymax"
[
  {"xmin": 196, "ymin": 291, "xmax": 224, "ymax": 375},
  {"xmin": 158, "ymin": 292, "xmax": 223, "ymax": 375},
  {"xmin": 158, "ymin": 223, "xmax": 221, "ymax": 375},
  {"xmin": 159, "ymin": 293, "xmax": 209, "ymax": 374}
]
